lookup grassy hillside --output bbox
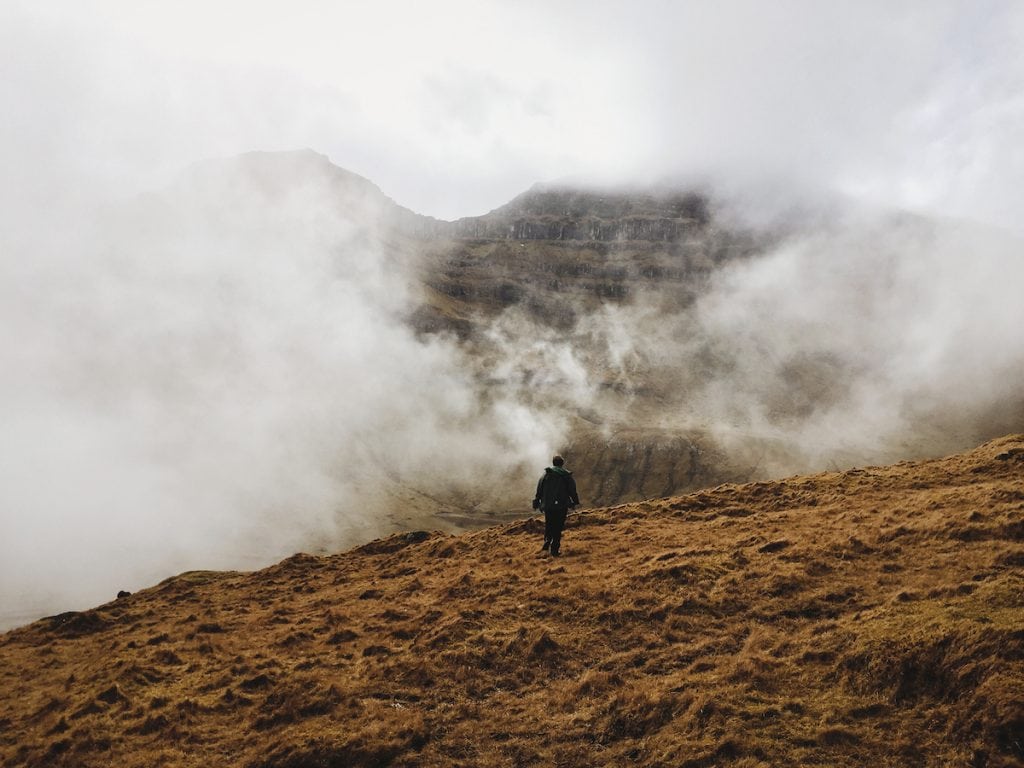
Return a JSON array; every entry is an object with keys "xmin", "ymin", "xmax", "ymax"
[{"xmin": 2, "ymin": 436, "xmax": 1023, "ymax": 767}]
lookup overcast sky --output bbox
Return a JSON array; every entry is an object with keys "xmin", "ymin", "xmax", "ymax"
[{"xmin": 3, "ymin": 1, "xmax": 1024, "ymax": 225}]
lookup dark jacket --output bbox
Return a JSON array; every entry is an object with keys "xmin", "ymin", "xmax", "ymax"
[{"xmin": 534, "ymin": 466, "xmax": 579, "ymax": 513}]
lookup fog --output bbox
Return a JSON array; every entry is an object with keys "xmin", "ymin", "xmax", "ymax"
[
  {"xmin": 691, "ymin": 210, "xmax": 1024, "ymax": 465},
  {"xmin": 1, "ymin": 151, "xmax": 565, "ymax": 625},
  {"xmin": 3, "ymin": 1, "xmax": 1024, "ymax": 625},
  {"xmin": 510, "ymin": 200, "xmax": 1024, "ymax": 473}
]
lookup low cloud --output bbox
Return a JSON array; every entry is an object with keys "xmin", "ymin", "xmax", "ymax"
[
  {"xmin": 479, "ymin": 196, "xmax": 1024, "ymax": 475},
  {"xmin": 0, "ymin": 152, "xmax": 561, "ymax": 625}
]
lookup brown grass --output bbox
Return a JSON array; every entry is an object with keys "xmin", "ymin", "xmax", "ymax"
[{"xmin": 2, "ymin": 436, "xmax": 1023, "ymax": 767}]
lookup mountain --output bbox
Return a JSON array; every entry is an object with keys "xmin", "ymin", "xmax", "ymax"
[
  {"xmin": 2, "ymin": 436, "xmax": 1022, "ymax": 767},
  {"xmin": 409, "ymin": 181, "xmax": 763, "ymax": 335},
  {"xmin": 7, "ymin": 147, "xmax": 1020, "ymax": 637},
  {"xmin": 399, "ymin": 168, "xmax": 1024, "ymax": 515},
  {"xmin": 406, "ymin": 180, "xmax": 779, "ymax": 515},
  {"xmin": 166, "ymin": 150, "xmax": 777, "ymax": 513},
  {"xmin": 138, "ymin": 149, "xmax": 1024, "ymax": 517}
]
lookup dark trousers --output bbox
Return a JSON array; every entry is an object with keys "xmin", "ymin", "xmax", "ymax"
[{"xmin": 544, "ymin": 508, "xmax": 568, "ymax": 553}]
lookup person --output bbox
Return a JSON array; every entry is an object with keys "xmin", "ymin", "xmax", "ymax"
[{"xmin": 532, "ymin": 455, "xmax": 580, "ymax": 556}]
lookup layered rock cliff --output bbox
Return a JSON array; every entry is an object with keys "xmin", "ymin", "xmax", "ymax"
[{"xmin": 409, "ymin": 183, "xmax": 764, "ymax": 335}]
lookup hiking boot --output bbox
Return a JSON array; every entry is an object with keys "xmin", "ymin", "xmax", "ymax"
[{"xmin": 541, "ymin": 540, "xmax": 550, "ymax": 552}]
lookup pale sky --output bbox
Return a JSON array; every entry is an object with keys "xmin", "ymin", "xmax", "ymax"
[{"xmin": 3, "ymin": 0, "xmax": 1024, "ymax": 225}]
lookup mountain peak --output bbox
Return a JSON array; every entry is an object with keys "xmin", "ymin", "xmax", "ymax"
[{"xmin": 487, "ymin": 181, "xmax": 711, "ymax": 224}]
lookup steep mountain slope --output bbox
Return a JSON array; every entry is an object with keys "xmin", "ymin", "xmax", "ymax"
[
  {"xmin": 408, "ymin": 180, "xmax": 784, "ymax": 511},
  {"xmin": 409, "ymin": 182, "xmax": 763, "ymax": 334},
  {"xmin": 141, "ymin": 150, "xmax": 1024, "ymax": 517},
  {"xmin": 163, "ymin": 151, "xmax": 777, "ymax": 512},
  {"xmin": 3, "ymin": 436, "xmax": 1022, "ymax": 767}
]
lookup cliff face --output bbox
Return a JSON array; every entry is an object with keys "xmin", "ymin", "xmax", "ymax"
[
  {"xmin": 446, "ymin": 186, "xmax": 710, "ymax": 242},
  {"xmin": 126, "ymin": 151, "xmax": 774, "ymax": 529},
  {"xmin": 410, "ymin": 183, "xmax": 762, "ymax": 332},
  {"xmin": 402, "ymin": 182, "xmax": 779, "ymax": 511},
  {"xmin": 565, "ymin": 429, "xmax": 739, "ymax": 509},
  {"xmin": 3, "ymin": 436, "xmax": 1022, "ymax": 768},
  {"xmin": 400, "ymin": 177, "xmax": 1024, "ymax": 517}
]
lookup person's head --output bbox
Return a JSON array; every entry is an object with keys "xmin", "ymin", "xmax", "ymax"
[{"xmin": 552, "ymin": 455, "xmax": 564, "ymax": 467}]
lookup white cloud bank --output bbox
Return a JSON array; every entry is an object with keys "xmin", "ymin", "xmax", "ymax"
[{"xmin": 0, "ymin": 152, "xmax": 560, "ymax": 624}]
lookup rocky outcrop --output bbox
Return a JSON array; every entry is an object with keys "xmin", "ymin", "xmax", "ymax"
[
  {"xmin": 408, "ymin": 184, "xmax": 763, "ymax": 340},
  {"xmin": 566, "ymin": 430, "xmax": 743, "ymax": 508},
  {"xmin": 447, "ymin": 214, "xmax": 703, "ymax": 243},
  {"xmin": 400, "ymin": 182, "xmax": 774, "ymax": 511},
  {"xmin": 394, "ymin": 184, "xmax": 717, "ymax": 243}
]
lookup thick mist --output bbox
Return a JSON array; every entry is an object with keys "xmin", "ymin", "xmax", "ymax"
[
  {"xmin": 0, "ymin": 152, "xmax": 560, "ymax": 626},
  {"xmin": 688, "ymin": 210, "xmax": 1024, "ymax": 467},
  {"xmin": 474, "ymin": 199, "xmax": 1024, "ymax": 478}
]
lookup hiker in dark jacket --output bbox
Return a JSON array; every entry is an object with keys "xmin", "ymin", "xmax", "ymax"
[{"xmin": 532, "ymin": 455, "xmax": 580, "ymax": 556}]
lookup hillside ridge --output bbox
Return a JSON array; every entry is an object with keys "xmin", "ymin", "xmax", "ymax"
[{"xmin": 2, "ymin": 435, "xmax": 1023, "ymax": 767}]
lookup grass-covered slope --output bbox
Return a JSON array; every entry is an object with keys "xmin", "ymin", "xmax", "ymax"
[{"xmin": 2, "ymin": 437, "xmax": 1023, "ymax": 767}]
